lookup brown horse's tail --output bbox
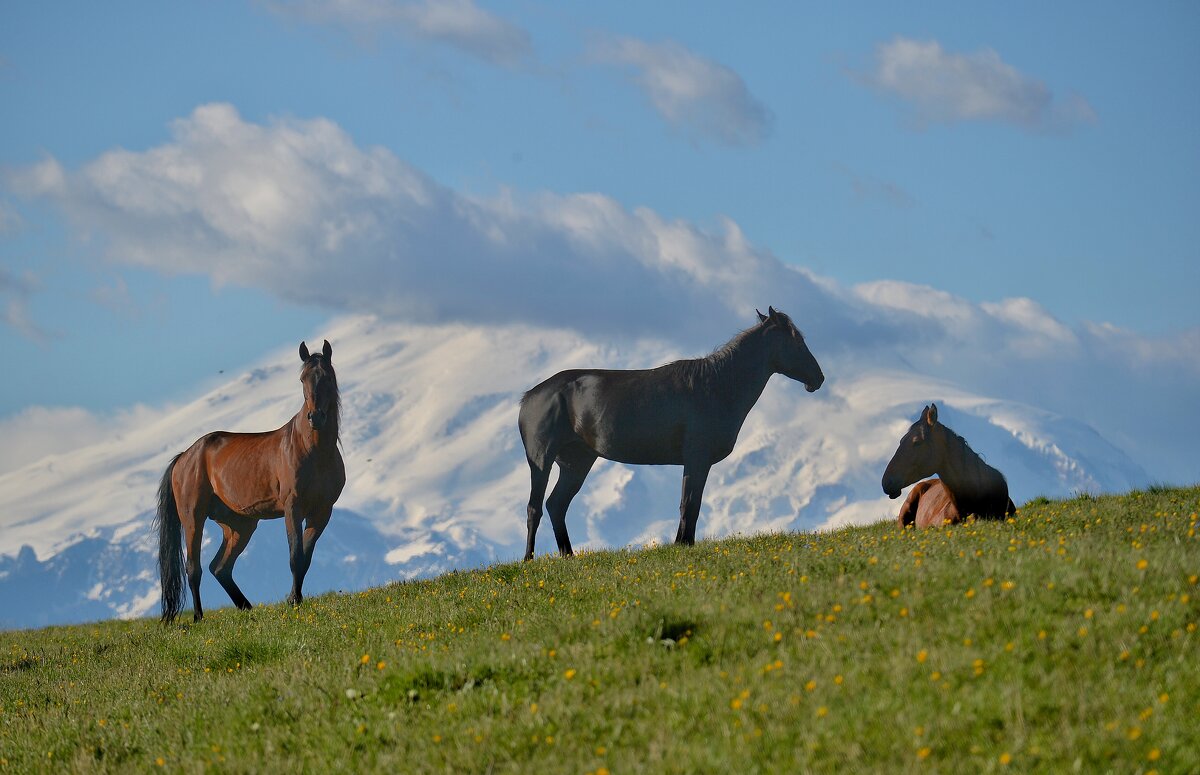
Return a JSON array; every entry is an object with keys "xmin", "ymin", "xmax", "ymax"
[{"xmin": 155, "ymin": 453, "xmax": 186, "ymax": 624}]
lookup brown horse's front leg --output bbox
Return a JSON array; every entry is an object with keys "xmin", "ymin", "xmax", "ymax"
[
  {"xmin": 675, "ymin": 463, "xmax": 710, "ymax": 545},
  {"xmin": 287, "ymin": 507, "xmax": 332, "ymax": 606},
  {"xmin": 284, "ymin": 509, "xmax": 305, "ymax": 606}
]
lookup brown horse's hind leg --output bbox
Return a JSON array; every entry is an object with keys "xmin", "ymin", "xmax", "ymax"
[
  {"xmin": 171, "ymin": 445, "xmax": 211, "ymax": 622},
  {"xmin": 180, "ymin": 506, "xmax": 207, "ymax": 622},
  {"xmin": 209, "ymin": 515, "xmax": 258, "ymax": 610}
]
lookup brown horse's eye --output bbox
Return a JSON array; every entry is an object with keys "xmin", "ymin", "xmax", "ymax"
[{"xmin": 911, "ymin": 435, "xmax": 923, "ymax": 446}]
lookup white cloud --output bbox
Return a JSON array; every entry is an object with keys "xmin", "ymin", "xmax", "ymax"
[
  {"xmin": 9, "ymin": 103, "xmax": 1199, "ymax": 481},
  {"xmin": 591, "ymin": 36, "xmax": 772, "ymax": 146},
  {"xmin": 0, "ymin": 268, "xmax": 53, "ymax": 343},
  {"xmin": 12, "ymin": 103, "xmax": 828, "ymax": 345},
  {"xmin": 861, "ymin": 37, "xmax": 1096, "ymax": 131},
  {"xmin": 0, "ymin": 405, "xmax": 157, "ymax": 475},
  {"xmin": 266, "ymin": 0, "xmax": 531, "ymax": 67}
]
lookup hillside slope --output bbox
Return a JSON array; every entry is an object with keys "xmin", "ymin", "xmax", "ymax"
[
  {"xmin": 1, "ymin": 488, "xmax": 1196, "ymax": 772},
  {"xmin": 0, "ymin": 315, "xmax": 1149, "ymax": 628}
]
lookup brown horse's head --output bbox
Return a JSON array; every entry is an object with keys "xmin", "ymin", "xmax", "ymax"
[
  {"xmin": 757, "ymin": 306, "xmax": 824, "ymax": 392},
  {"xmin": 298, "ymin": 339, "xmax": 338, "ymax": 431},
  {"xmin": 881, "ymin": 403, "xmax": 944, "ymax": 498}
]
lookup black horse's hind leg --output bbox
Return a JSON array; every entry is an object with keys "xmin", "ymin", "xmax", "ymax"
[
  {"xmin": 675, "ymin": 462, "xmax": 711, "ymax": 545},
  {"xmin": 209, "ymin": 514, "xmax": 258, "ymax": 610},
  {"xmin": 545, "ymin": 444, "xmax": 597, "ymax": 557},
  {"xmin": 525, "ymin": 457, "xmax": 552, "ymax": 561}
]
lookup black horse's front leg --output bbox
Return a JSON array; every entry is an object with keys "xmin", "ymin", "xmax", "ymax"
[{"xmin": 675, "ymin": 463, "xmax": 711, "ymax": 545}]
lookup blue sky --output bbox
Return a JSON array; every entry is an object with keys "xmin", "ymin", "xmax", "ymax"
[{"xmin": 2, "ymin": 1, "xmax": 1198, "ymax": 421}]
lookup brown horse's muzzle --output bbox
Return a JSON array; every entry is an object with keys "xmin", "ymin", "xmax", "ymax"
[{"xmin": 308, "ymin": 409, "xmax": 328, "ymax": 430}]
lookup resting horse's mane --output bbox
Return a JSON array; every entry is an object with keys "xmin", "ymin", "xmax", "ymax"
[{"xmin": 939, "ymin": 426, "xmax": 1009, "ymax": 499}]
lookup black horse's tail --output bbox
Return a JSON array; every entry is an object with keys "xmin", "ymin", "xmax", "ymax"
[{"xmin": 154, "ymin": 453, "xmax": 186, "ymax": 624}]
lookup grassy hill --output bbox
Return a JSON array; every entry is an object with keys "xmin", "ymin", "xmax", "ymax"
[{"xmin": 2, "ymin": 487, "xmax": 1197, "ymax": 773}]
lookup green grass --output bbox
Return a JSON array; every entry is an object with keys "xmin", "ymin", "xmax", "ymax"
[{"xmin": 3, "ymin": 487, "xmax": 1198, "ymax": 773}]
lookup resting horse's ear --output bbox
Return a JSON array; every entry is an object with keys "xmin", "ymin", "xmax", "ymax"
[
  {"xmin": 924, "ymin": 403, "xmax": 938, "ymax": 425},
  {"xmin": 299, "ymin": 342, "xmax": 310, "ymax": 362},
  {"xmin": 756, "ymin": 309, "xmax": 767, "ymax": 323},
  {"xmin": 768, "ymin": 305, "xmax": 778, "ymax": 318},
  {"xmin": 322, "ymin": 339, "xmax": 332, "ymax": 359}
]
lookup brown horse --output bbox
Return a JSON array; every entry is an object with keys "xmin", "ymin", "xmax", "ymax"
[
  {"xmin": 154, "ymin": 340, "xmax": 345, "ymax": 623},
  {"xmin": 881, "ymin": 404, "xmax": 1016, "ymax": 528}
]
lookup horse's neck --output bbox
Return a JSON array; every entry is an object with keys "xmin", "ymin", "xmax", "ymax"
[
  {"xmin": 290, "ymin": 411, "xmax": 339, "ymax": 455},
  {"xmin": 938, "ymin": 432, "xmax": 1002, "ymax": 501},
  {"xmin": 709, "ymin": 328, "xmax": 773, "ymax": 415}
]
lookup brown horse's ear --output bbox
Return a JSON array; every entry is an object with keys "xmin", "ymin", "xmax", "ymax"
[
  {"xmin": 768, "ymin": 306, "xmax": 779, "ymax": 319},
  {"xmin": 756, "ymin": 309, "xmax": 767, "ymax": 323},
  {"xmin": 299, "ymin": 342, "xmax": 310, "ymax": 362},
  {"xmin": 925, "ymin": 403, "xmax": 939, "ymax": 425},
  {"xmin": 322, "ymin": 339, "xmax": 332, "ymax": 359}
]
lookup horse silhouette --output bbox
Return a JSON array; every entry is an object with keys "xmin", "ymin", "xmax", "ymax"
[{"xmin": 518, "ymin": 307, "xmax": 824, "ymax": 560}]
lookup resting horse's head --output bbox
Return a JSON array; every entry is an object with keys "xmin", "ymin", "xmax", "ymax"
[
  {"xmin": 757, "ymin": 306, "xmax": 824, "ymax": 393},
  {"xmin": 298, "ymin": 339, "xmax": 338, "ymax": 431},
  {"xmin": 881, "ymin": 403, "xmax": 942, "ymax": 498}
]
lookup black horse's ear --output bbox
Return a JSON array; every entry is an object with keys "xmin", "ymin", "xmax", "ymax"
[
  {"xmin": 299, "ymin": 342, "xmax": 311, "ymax": 361},
  {"xmin": 768, "ymin": 306, "xmax": 778, "ymax": 318},
  {"xmin": 925, "ymin": 403, "xmax": 938, "ymax": 425},
  {"xmin": 756, "ymin": 309, "xmax": 768, "ymax": 323},
  {"xmin": 322, "ymin": 339, "xmax": 332, "ymax": 359}
]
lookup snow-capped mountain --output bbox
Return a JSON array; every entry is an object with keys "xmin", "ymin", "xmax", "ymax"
[{"xmin": 0, "ymin": 315, "xmax": 1148, "ymax": 629}]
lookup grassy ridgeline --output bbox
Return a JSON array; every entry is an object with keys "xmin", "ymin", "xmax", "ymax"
[{"xmin": 2, "ymin": 488, "xmax": 1197, "ymax": 773}]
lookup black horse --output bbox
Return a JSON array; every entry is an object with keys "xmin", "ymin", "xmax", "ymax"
[{"xmin": 518, "ymin": 307, "xmax": 824, "ymax": 560}]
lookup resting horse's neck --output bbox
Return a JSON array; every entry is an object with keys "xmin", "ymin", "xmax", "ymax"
[{"xmin": 936, "ymin": 429, "xmax": 1008, "ymax": 515}]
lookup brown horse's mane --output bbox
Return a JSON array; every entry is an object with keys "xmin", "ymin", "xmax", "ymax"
[{"xmin": 300, "ymin": 356, "xmax": 341, "ymax": 444}]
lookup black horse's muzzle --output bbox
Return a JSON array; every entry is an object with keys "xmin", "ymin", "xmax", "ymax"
[{"xmin": 308, "ymin": 409, "xmax": 328, "ymax": 430}]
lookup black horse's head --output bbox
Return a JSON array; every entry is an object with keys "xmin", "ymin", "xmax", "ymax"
[
  {"xmin": 757, "ymin": 307, "xmax": 824, "ymax": 393},
  {"xmin": 881, "ymin": 403, "xmax": 942, "ymax": 498},
  {"xmin": 299, "ymin": 339, "xmax": 338, "ymax": 431}
]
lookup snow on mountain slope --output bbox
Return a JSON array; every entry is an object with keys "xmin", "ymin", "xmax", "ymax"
[{"xmin": 0, "ymin": 315, "xmax": 1148, "ymax": 628}]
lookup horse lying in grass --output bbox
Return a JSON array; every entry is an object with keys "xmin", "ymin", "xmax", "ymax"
[
  {"xmin": 881, "ymin": 403, "xmax": 1016, "ymax": 528},
  {"xmin": 518, "ymin": 307, "xmax": 824, "ymax": 560},
  {"xmin": 155, "ymin": 340, "xmax": 346, "ymax": 623}
]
